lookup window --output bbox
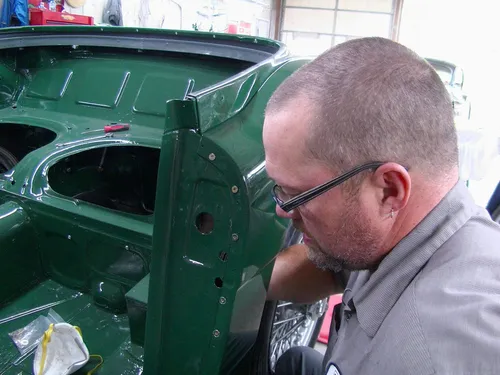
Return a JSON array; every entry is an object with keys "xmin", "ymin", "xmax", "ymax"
[
  {"xmin": 338, "ymin": 0, "xmax": 392, "ymax": 12},
  {"xmin": 286, "ymin": 0, "xmax": 336, "ymax": 8},
  {"xmin": 282, "ymin": 8, "xmax": 335, "ymax": 34},
  {"xmin": 335, "ymin": 11, "xmax": 392, "ymax": 37},
  {"xmin": 280, "ymin": 0, "xmax": 400, "ymax": 56}
]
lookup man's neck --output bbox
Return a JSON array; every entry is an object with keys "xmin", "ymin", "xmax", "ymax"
[{"xmin": 387, "ymin": 171, "xmax": 459, "ymax": 251}]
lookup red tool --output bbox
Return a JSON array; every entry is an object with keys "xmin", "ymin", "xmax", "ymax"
[
  {"xmin": 82, "ymin": 123, "xmax": 130, "ymax": 134},
  {"xmin": 104, "ymin": 123, "xmax": 130, "ymax": 133}
]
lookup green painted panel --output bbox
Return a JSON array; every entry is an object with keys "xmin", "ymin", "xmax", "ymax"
[
  {"xmin": 125, "ymin": 274, "xmax": 149, "ymax": 346},
  {"xmin": 0, "ymin": 201, "xmax": 44, "ymax": 305},
  {"xmin": 0, "ymin": 279, "xmax": 134, "ymax": 374},
  {"xmin": 97, "ymin": 339, "xmax": 145, "ymax": 375},
  {"xmin": 26, "ymin": 68, "xmax": 73, "ymax": 101},
  {"xmin": 17, "ymin": 50, "xmax": 250, "ymax": 128},
  {"xmin": 0, "ymin": 53, "xmax": 19, "ymax": 106},
  {"xmin": 133, "ymin": 73, "xmax": 192, "ymax": 116},
  {"xmin": 75, "ymin": 69, "xmax": 130, "ymax": 109},
  {"xmin": 0, "ymin": 27, "xmax": 306, "ymax": 375},
  {"xmin": 144, "ymin": 129, "xmax": 251, "ymax": 375},
  {"xmin": 38, "ymin": 218, "xmax": 89, "ymax": 290},
  {"xmin": 125, "ymin": 275, "xmax": 149, "ymax": 306}
]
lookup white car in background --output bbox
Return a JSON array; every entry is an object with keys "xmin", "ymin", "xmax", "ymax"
[{"xmin": 426, "ymin": 58, "xmax": 472, "ymax": 120}]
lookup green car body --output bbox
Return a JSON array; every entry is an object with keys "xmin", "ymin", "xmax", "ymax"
[{"xmin": 0, "ymin": 26, "xmax": 312, "ymax": 374}]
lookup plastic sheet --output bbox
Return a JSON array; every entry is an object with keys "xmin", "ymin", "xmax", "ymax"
[
  {"xmin": 8, "ymin": 309, "xmax": 64, "ymax": 356},
  {"xmin": 0, "ymin": 295, "xmax": 79, "ymax": 325}
]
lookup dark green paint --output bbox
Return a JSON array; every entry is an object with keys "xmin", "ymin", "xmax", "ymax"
[
  {"xmin": 0, "ymin": 26, "xmax": 311, "ymax": 374},
  {"xmin": 125, "ymin": 273, "xmax": 149, "ymax": 346},
  {"xmin": 0, "ymin": 201, "xmax": 44, "ymax": 305},
  {"xmin": 0, "ymin": 279, "xmax": 139, "ymax": 374}
]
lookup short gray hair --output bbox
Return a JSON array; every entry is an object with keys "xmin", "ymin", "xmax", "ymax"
[{"xmin": 266, "ymin": 37, "xmax": 458, "ymax": 182}]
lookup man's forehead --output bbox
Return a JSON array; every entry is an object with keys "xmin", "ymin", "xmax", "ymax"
[
  {"xmin": 263, "ymin": 105, "xmax": 312, "ymax": 145},
  {"xmin": 265, "ymin": 149, "xmax": 328, "ymax": 192},
  {"xmin": 263, "ymin": 114, "xmax": 320, "ymax": 188}
]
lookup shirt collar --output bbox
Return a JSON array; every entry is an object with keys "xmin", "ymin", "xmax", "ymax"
[{"xmin": 350, "ymin": 180, "xmax": 477, "ymax": 337}]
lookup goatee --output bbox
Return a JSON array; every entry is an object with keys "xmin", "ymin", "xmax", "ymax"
[{"xmin": 306, "ymin": 245, "xmax": 344, "ymax": 273}]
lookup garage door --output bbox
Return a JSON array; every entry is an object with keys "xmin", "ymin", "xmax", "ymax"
[{"xmin": 280, "ymin": 0, "xmax": 403, "ymax": 55}]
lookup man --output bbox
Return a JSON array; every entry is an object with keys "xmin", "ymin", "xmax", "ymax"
[{"xmin": 263, "ymin": 37, "xmax": 500, "ymax": 375}]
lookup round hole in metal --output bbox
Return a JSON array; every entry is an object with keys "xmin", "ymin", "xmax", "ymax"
[
  {"xmin": 196, "ymin": 212, "xmax": 214, "ymax": 234},
  {"xmin": 214, "ymin": 277, "xmax": 223, "ymax": 288}
]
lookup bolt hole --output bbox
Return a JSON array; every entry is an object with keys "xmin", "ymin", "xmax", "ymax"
[
  {"xmin": 219, "ymin": 251, "xmax": 228, "ymax": 262},
  {"xmin": 11, "ymin": 105, "xmax": 17, "ymax": 109},
  {"xmin": 195, "ymin": 212, "xmax": 214, "ymax": 234},
  {"xmin": 214, "ymin": 277, "xmax": 223, "ymax": 288}
]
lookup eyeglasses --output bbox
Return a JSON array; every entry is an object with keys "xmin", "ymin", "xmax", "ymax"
[{"xmin": 272, "ymin": 161, "xmax": 385, "ymax": 213}]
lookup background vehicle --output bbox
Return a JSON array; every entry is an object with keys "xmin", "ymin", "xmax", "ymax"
[
  {"xmin": 487, "ymin": 181, "xmax": 500, "ymax": 223},
  {"xmin": 426, "ymin": 57, "xmax": 472, "ymax": 120},
  {"xmin": 0, "ymin": 26, "xmax": 326, "ymax": 374}
]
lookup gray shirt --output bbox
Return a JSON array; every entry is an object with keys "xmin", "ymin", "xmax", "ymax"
[{"xmin": 325, "ymin": 181, "xmax": 500, "ymax": 375}]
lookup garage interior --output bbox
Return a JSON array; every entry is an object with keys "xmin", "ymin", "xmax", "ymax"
[
  {"xmin": 59, "ymin": 0, "xmax": 499, "ymax": 207},
  {"xmin": 0, "ymin": 0, "xmax": 498, "ymax": 373},
  {"xmin": 60, "ymin": 0, "xmax": 500, "ymax": 356}
]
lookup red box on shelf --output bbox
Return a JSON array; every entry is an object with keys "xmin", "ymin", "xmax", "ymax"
[{"xmin": 29, "ymin": 9, "xmax": 94, "ymax": 26}]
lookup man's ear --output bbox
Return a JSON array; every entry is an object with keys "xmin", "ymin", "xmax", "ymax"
[{"xmin": 371, "ymin": 163, "xmax": 411, "ymax": 217}]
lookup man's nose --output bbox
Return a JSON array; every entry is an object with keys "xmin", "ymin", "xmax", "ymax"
[{"xmin": 276, "ymin": 204, "xmax": 297, "ymax": 219}]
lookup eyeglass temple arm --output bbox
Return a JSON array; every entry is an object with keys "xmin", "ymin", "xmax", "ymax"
[{"xmin": 281, "ymin": 162, "xmax": 385, "ymax": 212}]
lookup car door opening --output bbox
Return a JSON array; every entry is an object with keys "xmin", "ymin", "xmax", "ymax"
[{"xmin": 47, "ymin": 145, "xmax": 160, "ymax": 215}]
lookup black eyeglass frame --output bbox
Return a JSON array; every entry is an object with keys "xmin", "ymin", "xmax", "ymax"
[{"xmin": 272, "ymin": 161, "xmax": 385, "ymax": 213}]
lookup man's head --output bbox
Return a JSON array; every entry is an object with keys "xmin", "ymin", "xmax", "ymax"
[{"xmin": 263, "ymin": 37, "xmax": 458, "ymax": 271}]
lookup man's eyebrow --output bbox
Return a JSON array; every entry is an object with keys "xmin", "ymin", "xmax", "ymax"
[{"xmin": 266, "ymin": 167, "xmax": 304, "ymax": 192}]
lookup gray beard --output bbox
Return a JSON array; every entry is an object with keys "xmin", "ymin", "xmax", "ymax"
[{"xmin": 306, "ymin": 246, "xmax": 344, "ymax": 273}]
